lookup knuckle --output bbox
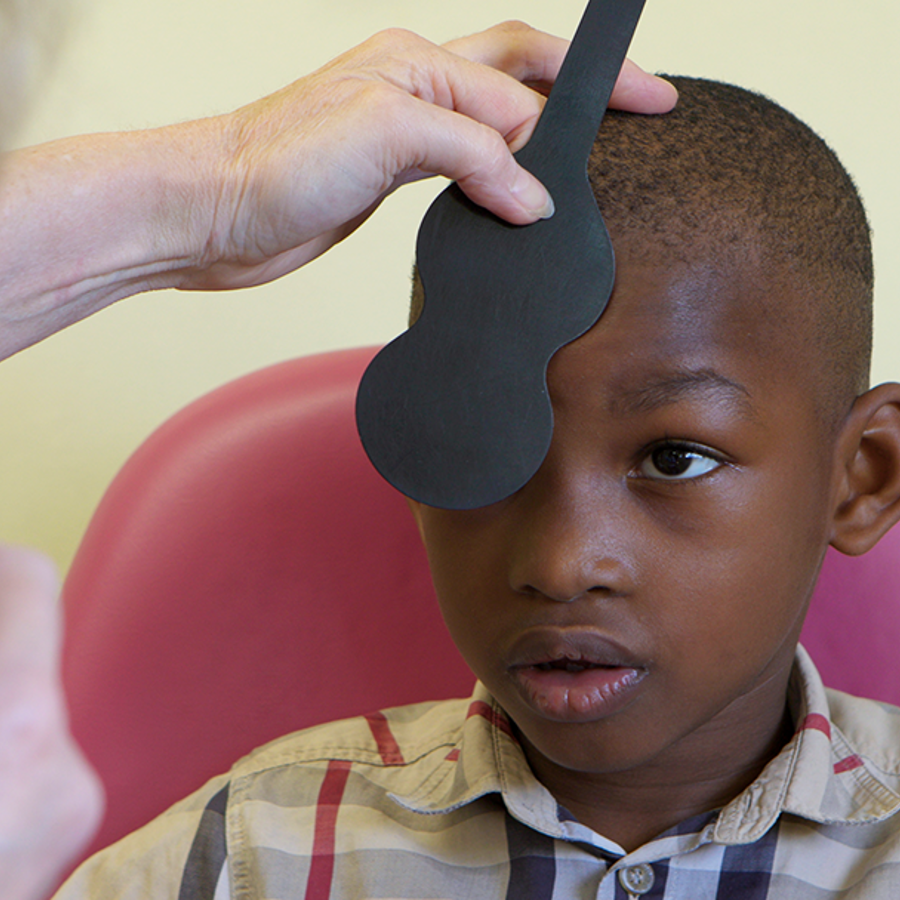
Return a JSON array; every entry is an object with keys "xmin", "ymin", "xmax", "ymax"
[
  {"xmin": 463, "ymin": 125, "xmax": 514, "ymax": 183},
  {"xmin": 490, "ymin": 19, "xmax": 534, "ymax": 39},
  {"xmin": 363, "ymin": 27, "xmax": 423, "ymax": 57},
  {"xmin": 355, "ymin": 79, "xmax": 407, "ymax": 117},
  {"xmin": 498, "ymin": 19, "xmax": 532, "ymax": 33},
  {"xmin": 484, "ymin": 121, "xmax": 514, "ymax": 155}
]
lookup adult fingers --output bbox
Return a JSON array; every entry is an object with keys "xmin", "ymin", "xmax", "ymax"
[
  {"xmin": 0, "ymin": 545, "xmax": 60, "ymax": 672},
  {"xmin": 444, "ymin": 21, "xmax": 677, "ymax": 113},
  {"xmin": 0, "ymin": 544, "xmax": 105, "ymax": 900},
  {"xmin": 414, "ymin": 23, "xmax": 675, "ymax": 220},
  {"xmin": 391, "ymin": 26, "xmax": 675, "ymax": 221},
  {"xmin": 611, "ymin": 58, "xmax": 678, "ymax": 113},
  {"xmin": 380, "ymin": 91, "xmax": 552, "ymax": 223},
  {"xmin": 284, "ymin": 29, "xmax": 556, "ymax": 222},
  {"xmin": 342, "ymin": 28, "xmax": 549, "ymax": 151},
  {"xmin": 442, "ymin": 20, "xmax": 568, "ymax": 92}
]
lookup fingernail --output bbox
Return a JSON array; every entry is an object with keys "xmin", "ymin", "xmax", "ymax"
[
  {"xmin": 512, "ymin": 169, "xmax": 555, "ymax": 220},
  {"xmin": 536, "ymin": 191, "xmax": 556, "ymax": 219},
  {"xmin": 652, "ymin": 73, "xmax": 679, "ymax": 104}
]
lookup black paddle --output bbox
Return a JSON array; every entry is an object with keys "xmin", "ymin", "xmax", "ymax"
[{"xmin": 357, "ymin": 0, "xmax": 647, "ymax": 509}]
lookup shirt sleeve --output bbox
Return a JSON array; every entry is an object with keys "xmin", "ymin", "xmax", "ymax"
[{"xmin": 51, "ymin": 773, "xmax": 232, "ymax": 900}]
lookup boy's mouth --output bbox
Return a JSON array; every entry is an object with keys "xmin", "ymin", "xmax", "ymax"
[
  {"xmin": 535, "ymin": 657, "xmax": 611, "ymax": 673},
  {"xmin": 506, "ymin": 630, "xmax": 648, "ymax": 722}
]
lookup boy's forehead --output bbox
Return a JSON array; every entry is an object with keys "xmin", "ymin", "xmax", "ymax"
[{"xmin": 550, "ymin": 243, "xmax": 820, "ymax": 405}]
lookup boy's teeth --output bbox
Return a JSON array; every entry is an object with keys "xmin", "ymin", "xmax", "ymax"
[{"xmin": 536, "ymin": 659, "xmax": 601, "ymax": 672}]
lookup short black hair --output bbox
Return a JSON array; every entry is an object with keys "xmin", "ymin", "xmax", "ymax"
[{"xmin": 411, "ymin": 76, "xmax": 873, "ymax": 421}]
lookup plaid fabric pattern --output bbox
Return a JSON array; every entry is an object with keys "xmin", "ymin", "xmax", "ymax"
[{"xmin": 56, "ymin": 647, "xmax": 900, "ymax": 899}]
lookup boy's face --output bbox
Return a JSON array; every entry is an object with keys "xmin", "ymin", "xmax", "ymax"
[{"xmin": 410, "ymin": 247, "xmax": 840, "ymax": 784}]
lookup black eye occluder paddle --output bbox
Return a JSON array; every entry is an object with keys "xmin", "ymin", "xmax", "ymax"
[{"xmin": 356, "ymin": 0, "xmax": 647, "ymax": 509}]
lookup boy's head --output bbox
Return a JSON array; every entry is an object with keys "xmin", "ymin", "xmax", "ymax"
[
  {"xmin": 413, "ymin": 76, "xmax": 874, "ymax": 429},
  {"xmin": 406, "ymin": 77, "xmax": 900, "ymax": 839},
  {"xmin": 588, "ymin": 76, "xmax": 873, "ymax": 429}
]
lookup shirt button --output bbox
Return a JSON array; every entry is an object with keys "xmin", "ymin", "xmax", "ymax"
[{"xmin": 618, "ymin": 863, "xmax": 656, "ymax": 895}]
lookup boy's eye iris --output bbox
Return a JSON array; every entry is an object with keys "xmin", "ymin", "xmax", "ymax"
[{"xmin": 640, "ymin": 445, "xmax": 722, "ymax": 481}]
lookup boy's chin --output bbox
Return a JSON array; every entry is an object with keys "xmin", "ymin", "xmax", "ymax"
[{"xmin": 502, "ymin": 692, "xmax": 671, "ymax": 779}]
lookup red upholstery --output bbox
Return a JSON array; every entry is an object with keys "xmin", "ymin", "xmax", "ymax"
[
  {"xmin": 60, "ymin": 344, "xmax": 900, "ymax": 870},
  {"xmin": 801, "ymin": 527, "xmax": 900, "ymax": 706},
  {"xmin": 61, "ymin": 346, "xmax": 474, "ymax": 866}
]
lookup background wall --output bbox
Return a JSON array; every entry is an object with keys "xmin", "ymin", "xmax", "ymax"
[{"xmin": 2, "ymin": 0, "xmax": 898, "ymax": 574}]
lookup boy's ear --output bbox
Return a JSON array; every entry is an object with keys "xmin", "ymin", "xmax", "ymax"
[{"xmin": 830, "ymin": 382, "xmax": 900, "ymax": 556}]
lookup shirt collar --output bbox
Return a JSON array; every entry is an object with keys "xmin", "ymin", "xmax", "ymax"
[
  {"xmin": 391, "ymin": 685, "xmax": 626, "ymax": 854},
  {"xmin": 714, "ymin": 644, "xmax": 900, "ymax": 843},
  {"xmin": 390, "ymin": 686, "xmax": 523, "ymax": 814},
  {"xmin": 393, "ymin": 648, "xmax": 900, "ymax": 848}
]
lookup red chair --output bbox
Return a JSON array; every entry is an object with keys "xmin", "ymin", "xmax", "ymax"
[
  {"xmin": 59, "ymin": 344, "xmax": 900, "ymax": 871},
  {"xmin": 60, "ymin": 346, "xmax": 475, "ymax": 868},
  {"xmin": 801, "ymin": 530, "xmax": 900, "ymax": 706}
]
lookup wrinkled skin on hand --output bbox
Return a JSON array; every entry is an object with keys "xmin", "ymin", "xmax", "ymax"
[{"xmin": 184, "ymin": 21, "xmax": 678, "ymax": 289}]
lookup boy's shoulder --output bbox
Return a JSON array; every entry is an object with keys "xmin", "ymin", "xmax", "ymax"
[
  {"xmin": 708, "ymin": 652, "xmax": 900, "ymax": 846},
  {"xmin": 55, "ymin": 690, "xmax": 506, "ymax": 899},
  {"xmin": 232, "ymin": 692, "xmax": 474, "ymax": 776},
  {"xmin": 224, "ymin": 686, "xmax": 524, "ymax": 818}
]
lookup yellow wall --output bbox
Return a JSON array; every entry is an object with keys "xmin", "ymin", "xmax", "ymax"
[{"xmin": 2, "ymin": 0, "xmax": 898, "ymax": 573}]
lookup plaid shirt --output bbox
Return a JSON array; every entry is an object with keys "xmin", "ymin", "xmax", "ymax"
[{"xmin": 57, "ymin": 647, "xmax": 900, "ymax": 900}]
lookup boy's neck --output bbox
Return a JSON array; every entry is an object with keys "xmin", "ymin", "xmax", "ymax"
[{"xmin": 520, "ymin": 687, "xmax": 796, "ymax": 853}]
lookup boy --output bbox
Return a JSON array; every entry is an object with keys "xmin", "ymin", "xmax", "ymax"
[{"xmin": 54, "ymin": 80, "xmax": 900, "ymax": 899}]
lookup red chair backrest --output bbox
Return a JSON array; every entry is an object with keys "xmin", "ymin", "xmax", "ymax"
[
  {"xmin": 60, "ymin": 344, "xmax": 900, "ymax": 870},
  {"xmin": 801, "ymin": 527, "xmax": 900, "ymax": 706},
  {"xmin": 61, "ymin": 346, "xmax": 475, "ymax": 865}
]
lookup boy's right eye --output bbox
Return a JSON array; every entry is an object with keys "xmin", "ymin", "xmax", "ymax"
[{"xmin": 637, "ymin": 443, "xmax": 724, "ymax": 482}]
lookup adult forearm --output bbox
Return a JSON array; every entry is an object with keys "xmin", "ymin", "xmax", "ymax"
[{"xmin": 0, "ymin": 118, "xmax": 227, "ymax": 360}]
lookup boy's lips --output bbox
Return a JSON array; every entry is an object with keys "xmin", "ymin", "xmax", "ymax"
[{"xmin": 505, "ymin": 628, "xmax": 649, "ymax": 723}]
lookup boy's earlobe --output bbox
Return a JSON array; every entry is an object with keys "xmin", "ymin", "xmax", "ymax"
[{"xmin": 830, "ymin": 383, "xmax": 900, "ymax": 556}]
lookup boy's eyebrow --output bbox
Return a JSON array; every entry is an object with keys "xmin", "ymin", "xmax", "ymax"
[{"xmin": 610, "ymin": 368, "xmax": 755, "ymax": 417}]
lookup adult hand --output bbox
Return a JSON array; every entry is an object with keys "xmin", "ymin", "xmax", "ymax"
[
  {"xmin": 0, "ymin": 21, "xmax": 676, "ymax": 358},
  {"xmin": 190, "ymin": 21, "xmax": 677, "ymax": 289},
  {"xmin": 0, "ymin": 547, "xmax": 104, "ymax": 900}
]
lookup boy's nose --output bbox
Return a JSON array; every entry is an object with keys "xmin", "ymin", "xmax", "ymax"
[{"xmin": 505, "ymin": 463, "xmax": 636, "ymax": 604}]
